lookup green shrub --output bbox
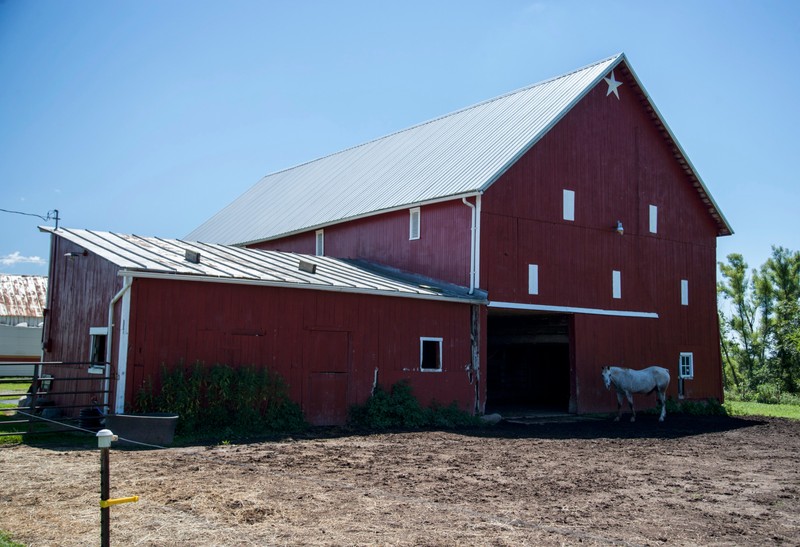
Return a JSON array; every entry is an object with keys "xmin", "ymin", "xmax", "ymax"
[
  {"xmin": 755, "ymin": 383, "xmax": 782, "ymax": 405},
  {"xmin": 664, "ymin": 397, "xmax": 727, "ymax": 416},
  {"xmin": 349, "ymin": 381, "xmax": 481, "ymax": 430},
  {"xmin": 135, "ymin": 362, "xmax": 306, "ymax": 437}
]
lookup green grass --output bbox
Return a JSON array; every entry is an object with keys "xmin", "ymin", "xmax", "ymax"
[
  {"xmin": 724, "ymin": 400, "xmax": 800, "ymax": 420},
  {"xmin": 0, "ymin": 381, "xmax": 30, "ymax": 410},
  {"xmin": 0, "ymin": 530, "xmax": 24, "ymax": 547}
]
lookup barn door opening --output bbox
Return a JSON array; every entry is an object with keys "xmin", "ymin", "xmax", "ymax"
[{"xmin": 486, "ymin": 312, "xmax": 571, "ymax": 415}]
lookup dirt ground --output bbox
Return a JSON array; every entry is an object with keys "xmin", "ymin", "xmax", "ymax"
[{"xmin": 1, "ymin": 414, "xmax": 799, "ymax": 546}]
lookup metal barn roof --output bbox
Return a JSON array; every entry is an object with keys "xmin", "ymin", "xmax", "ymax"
[
  {"xmin": 41, "ymin": 227, "xmax": 485, "ymax": 304},
  {"xmin": 187, "ymin": 53, "xmax": 731, "ymax": 246},
  {"xmin": 0, "ymin": 274, "xmax": 48, "ymax": 322}
]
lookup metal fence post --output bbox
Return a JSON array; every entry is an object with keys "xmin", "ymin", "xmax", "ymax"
[
  {"xmin": 97, "ymin": 429, "xmax": 115, "ymax": 547},
  {"xmin": 96, "ymin": 429, "xmax": 138, "ymax": 547}
]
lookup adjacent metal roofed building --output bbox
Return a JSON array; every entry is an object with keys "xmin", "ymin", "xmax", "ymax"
[
  {"xmin": 0, "ymin": 274, "xmax": 48, "ymax": 326},
  {"xmin": 187, "ymin": 52, "xmax": 731, "ymax": 246},
  {"xmin": 40, "ymin": 227, "xmax": 485, "ymax": 304}
]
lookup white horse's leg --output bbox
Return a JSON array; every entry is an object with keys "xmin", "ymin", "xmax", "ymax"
[
  {"xmin": 658, "ymin": 389, "xmax": 666, "ymax": 422},
  {"xmin": 627, "ymin": 391, "xmax": 636, "ymax": 422},
  {"xmin": 615, "ymin": 392, "xmax": 623, "ymax": 422}
]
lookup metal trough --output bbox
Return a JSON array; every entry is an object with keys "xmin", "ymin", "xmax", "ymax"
[{"xmin": 104, "ymin": 413, "xmax": 179, "ymax": 447}]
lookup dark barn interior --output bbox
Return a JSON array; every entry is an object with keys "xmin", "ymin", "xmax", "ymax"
[{"xmin": 486, "ymin": 313, "xmax": 571, "ymax": 415}]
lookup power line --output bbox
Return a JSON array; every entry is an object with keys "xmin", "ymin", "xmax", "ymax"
[{"xmin": 0, "ymin": 208, "xmax": 60, "ymax": 229}]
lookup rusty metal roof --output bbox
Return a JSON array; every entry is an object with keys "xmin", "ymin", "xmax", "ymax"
[
  {"xmin": 0, "ymin": 274, "xmax": 48, "ymax": 319},
  {"xmin": 186, "ymin": 53, "xmax": 731, "ymax": 245},
  {"xmin": 41, "ymin": 227, "xmax": 486, "ymax": 304}
]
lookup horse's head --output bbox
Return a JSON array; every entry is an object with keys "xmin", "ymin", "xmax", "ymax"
[{"xmin": 601, "ymin": 366, "xmax": 612, "ymax": 390}]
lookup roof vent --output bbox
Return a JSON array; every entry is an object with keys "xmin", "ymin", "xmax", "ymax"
[
  {"xmin": 185, "ymin": 250, "xmax": 201, "ymax": 264},
  {"xmin": 298, "ymin": 260, "xmax": 316, "ymax": 274}
]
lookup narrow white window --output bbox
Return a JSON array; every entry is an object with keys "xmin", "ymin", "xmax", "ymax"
[
  {"xmin": 649, "ymin": 204, "xmax": 658, "ymax": 234},
  {"xmin": 563, "ymin": 189, "xmax": 575, "ymax": 221},
  {"xmin": 315, "ymin": 229, "xmax": 324, "ymax": 256},
  {"xmin": 681, "ymin": 279, "xmax": 689, "ymax": 306},
  {"xmin": 679, "ymin": 352, "xmax": 694, "ymax": 379},
  {"xmin": 420, "ymin": 337, "xmax": 442, "ymax": 372},
  {"xmin": 528, "ymin": 264, "xmax": 539, "ymax": 295},
  {"xmin": 88, "ymin": 327, "xmax": 108, "ymax": 364},
  {"xmin": 409, "ymin": 207, "xmax": 420, "ymax": 240},
  {"xmin": 679, "ymin": 352, "xmax": 694, "ymax": 398},
  {"xmin": 612, "ymin": 270, "xmax": 622, "ymax": 299},
  {"xmin": 88, "ymin": 327, "xmax": 108, "ymax": 375}
]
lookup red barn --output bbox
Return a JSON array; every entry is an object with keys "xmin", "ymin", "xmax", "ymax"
[
  {"xmin": 189, "ymin": 53, "xmax": 731, "ymax": 415},
  {"xmin": 40, "ymin": 228, "xmax": 484, "ymax": 425},
  {"xmin": 42, "ymin": 53, "xmax": 730, "ymax": 424}
]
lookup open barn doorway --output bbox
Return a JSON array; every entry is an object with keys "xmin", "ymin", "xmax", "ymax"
[{"xmin": 486, "ymin": 312, "xmax": 572, "ymax": 416}]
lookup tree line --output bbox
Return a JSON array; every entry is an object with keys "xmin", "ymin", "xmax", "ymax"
[{"xmin": 718, "ymin": 246, "xmax": 800, "ymax": 403}]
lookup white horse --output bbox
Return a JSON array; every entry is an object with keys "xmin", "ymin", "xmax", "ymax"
[{"xmin": 601, "ymin": 366, "xmax": 670, "ymax": 422}]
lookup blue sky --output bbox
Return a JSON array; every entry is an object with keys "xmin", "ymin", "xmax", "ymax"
[{"xmin": 1, "ymin": 0, "xmax": 798, "ymax": 277}]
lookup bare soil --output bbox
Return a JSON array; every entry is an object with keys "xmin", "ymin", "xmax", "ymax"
[{"xmin": 1, "ymin": 414, "xmax": 799, "ymax": 546}]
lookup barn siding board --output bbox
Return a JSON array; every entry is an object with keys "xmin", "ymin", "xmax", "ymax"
[
  {"xmin": 251, "ymin": 200, "xmax": 472, "ymax": 287},
  {"xmin": 124, "ymin": 278, "xmax": 475, "ymax": 425},
  {"xmin": 42, "ymin": 237, "xmax": 124, "ymax": 413},
  {"xmin": 480, "ymin": 65, "xmax": 722, "ymax": 410}
]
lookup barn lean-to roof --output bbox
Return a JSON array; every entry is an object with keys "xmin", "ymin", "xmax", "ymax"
[
  {"xmin": 40, "ymin": 227, "xmax": 485, "ymax": 304},
  {"xmin": 187, "ymin": 52, "xmax": 731, "ymax": 245}
]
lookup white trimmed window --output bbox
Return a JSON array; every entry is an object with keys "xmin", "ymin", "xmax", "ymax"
[
  {"xmin": 612, "ymin": 270, "xmax": 622, "ymax": 299},
  {"xmin": 679, "ymin": 352, "xmax": 694, "ymax": 398},
  {"xmin": 649, "ymin": 204, "xmax": 658, "ymax": 234},
  {"xmin": 315, "ymin": 230, "xmax": 324, "ymax": 256},
  {"xmin": 679, "ymin": 352, "xmax": 694, "ymax": 379},
  {"xmin": 528, "ymin": 264, "xmax": 539, "ymax": 295},
  {"xmin": 420, "ymin": 337, "xmax": 442, "ymax": 372},
  {"xmin": 409, "ymin": 207, "xmax": 420, "ymax": 240},
  {"xmin": 681, "ymin": 279, "xmax": 689, "ymax": 306},
  {"xmin": 89, "ymin": 327, "xmax": 108, "ymax": 364},
  {"xmin": 563, "ymin": 189, "xmax": 575, "ymax": 221}
]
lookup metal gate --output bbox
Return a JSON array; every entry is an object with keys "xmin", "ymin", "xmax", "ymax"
[{"xmin": 0, "ymin": 361, "xmax": 112, "ymax": 436}]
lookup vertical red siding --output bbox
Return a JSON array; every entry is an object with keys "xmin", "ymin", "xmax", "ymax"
[
  {"xmin": 42, "ymin": 237, "xmax": 125, "ymax": 414},
  {"xmin": 125, "ymin": 279, "xmax": 477, "ymax": 425},
  {"xmin": 250, "ymin": 200, "xmax": 473, "ymax": 287},
  {"xmin": 481, "ymin": 63, "xmax": 723, "ymax": 406}
]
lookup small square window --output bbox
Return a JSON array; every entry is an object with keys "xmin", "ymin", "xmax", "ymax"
[
  {"xmin": 420, "ymin": 337, "xmax": 442, "ymax": 372},
  {"xmin": 409, "ymin": 208, "xmax": 420, "ymax": 240},
  {"xmin": 563, "ymin": 189, "xmax": 575, "ymax": 221},
  {"xmin": 315, "ymin": 230, "xmax": 324, "ymax": 256}
]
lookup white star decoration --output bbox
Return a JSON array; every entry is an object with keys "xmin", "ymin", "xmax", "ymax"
[{"xmin": 604, "ymin": 70, "xmax": 622, "ymax": 99}]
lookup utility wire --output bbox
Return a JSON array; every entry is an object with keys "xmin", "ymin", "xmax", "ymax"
[{"xmin": 0, "ymin": 208, "xmax": 60, "ymax": 228}]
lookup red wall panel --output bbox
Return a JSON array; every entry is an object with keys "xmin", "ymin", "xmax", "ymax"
[
  {"xmin": 41, "ymin": 236, "xmax": 126, "ymax": 413},
  {"xmin": 125, "ymin": 278, "xmax": 478, "ymax": 425},
  {"xmin": 250, "ymin": 200, "xmax": 473, "ymax": 287},
  {"xmin": 480, "ymin": 63, "xmax": 723, "ymax": 406}
]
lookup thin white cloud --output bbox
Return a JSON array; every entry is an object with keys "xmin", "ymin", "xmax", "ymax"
[{"xmin": 1, "ymin": 252, "xmax": 46, "ymax": 266}]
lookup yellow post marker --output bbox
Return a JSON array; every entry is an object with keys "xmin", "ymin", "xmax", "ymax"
[{"xmin": 99, "ymin": 496, "xmax": 139, "ymax": 508}]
